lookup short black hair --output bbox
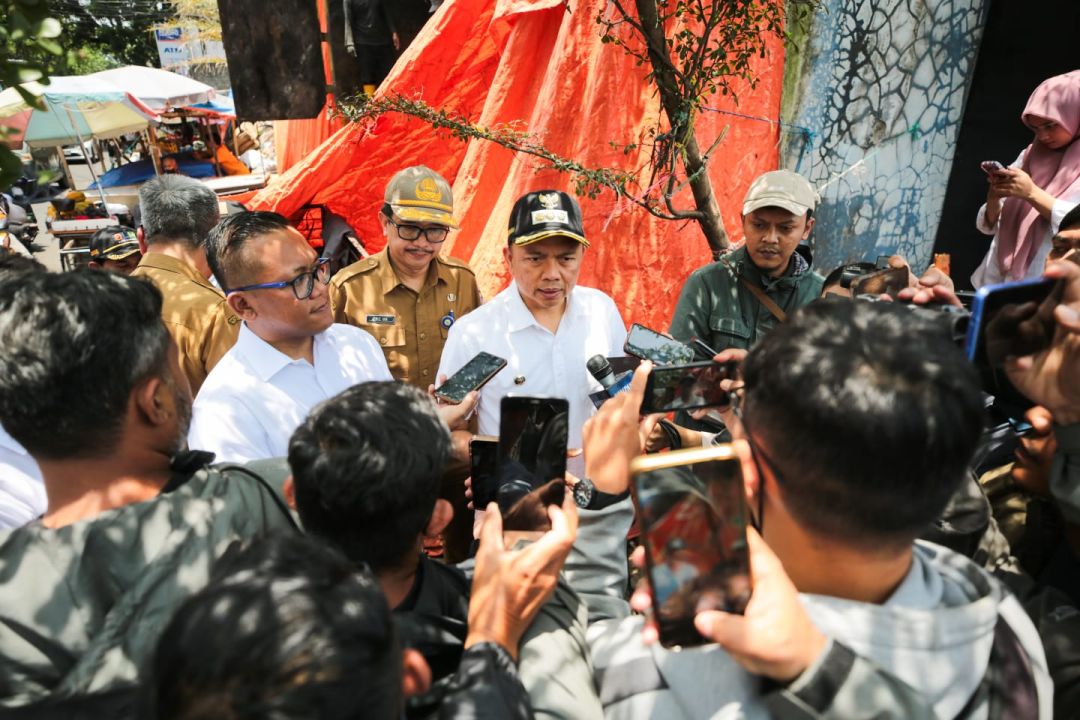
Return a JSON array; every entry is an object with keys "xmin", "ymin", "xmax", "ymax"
[
  {"xmin": 1060, "ymin": 204, "xmax": 1080, "ymax": 233},
  {"xmin": 288, "ymin": 382, "xmax": 451, "ymax": 572},
  {"xmin": 205, "ymin": 210, "xmax": 292, "ymax": 291},
  {"xmin": 0, "ymin": 270, "xmax": 169, "ymax": 460},
  {"xmin": 0, "ymin": 250, "xmax": 46, "ymax": 278},
  {"xmin": 138, "ymin": 175, "xmax": 220, "ymax": 249},
  {"xmin": 741, "ymin": 298, "xmax": 984, "ymax": 549},
  {"xmin": 144, "ymin": 532, "xmax": 402, "ymax": 720}
]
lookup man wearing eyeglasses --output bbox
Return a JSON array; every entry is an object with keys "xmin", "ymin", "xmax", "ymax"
[
  {"xmin": 187, "ymin": 211, "xmax": 393, "ymax": 463},
  {"xmin": 328, "ymin": 166, "xmax": 483, "ymax": 389}
]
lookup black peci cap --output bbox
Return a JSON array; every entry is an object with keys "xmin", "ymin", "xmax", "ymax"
[{"xmin": 507, "ymin": 190, "xmax": 589, "ymax": 248}]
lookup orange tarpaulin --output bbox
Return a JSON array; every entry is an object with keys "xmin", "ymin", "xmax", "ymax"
[{"xmin": 250, "ymin": 0, "xmax": 785, "ymax": 331}]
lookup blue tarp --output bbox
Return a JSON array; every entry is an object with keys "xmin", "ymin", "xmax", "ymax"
[{"xmin": 88, "ymin": 156, "xmax": 216, "ymax": 189}]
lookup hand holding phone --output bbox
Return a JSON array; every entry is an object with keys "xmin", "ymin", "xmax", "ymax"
[
  {"xmin": 966, "ymin": 277, "xmax": 1060, "ymax": 366},
  {"xmin": 625, "ymin": 323, "xmax": 696, "ymax": 365},
  {"xmin": 981, "ymin": 160, "xmax": 1006, "ymax": 176},
  {"xmin": 495, "ymin": 396, "xmax": 569, "ymax": 530},
  {"xmin": 642, "ymin": 361, "xmax": 739, "ymax": 414},
  {"xmin": 632, "ymin": 445, "xmax": 752, "ymax": 648},
  {"xmin": 1002, "ymin": 262, "xmax": 1080, "ymax": 424},
  {"xmin": 851, "ymin": 266, "xmax": 910, "ymax": 297},
  {"xmin": 435, "ymin": 352, "xmax": 507, "ymax": 404}
]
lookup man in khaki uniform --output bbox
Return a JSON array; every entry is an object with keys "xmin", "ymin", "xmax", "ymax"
[
  {"xmin": 328, "ymin": 166, "xmax": 482, "ymax": 389},
  {"xmin": 132, "ymin": 175, "xmax": 240, "ymax": 395}
]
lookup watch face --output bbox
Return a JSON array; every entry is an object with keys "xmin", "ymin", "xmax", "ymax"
[{"xmin": 574, "ymin": 478, "xmax": 595, "ymax": 508}]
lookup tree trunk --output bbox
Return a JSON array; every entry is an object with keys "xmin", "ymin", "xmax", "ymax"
[{"xmin": 634, "ymin": 0, "xmax": 730, "ymax": 260}]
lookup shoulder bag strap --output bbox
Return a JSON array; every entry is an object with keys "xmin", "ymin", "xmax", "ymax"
[{"xmin": 737, "ymin": 275, "xmax": 787, "ymax": 323}]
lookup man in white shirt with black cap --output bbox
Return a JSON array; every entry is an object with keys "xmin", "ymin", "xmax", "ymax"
[
  {"xmin": 188, "ymin": 211, "xmax": 393, "ymax": 463},
  {"xmin": 437, "ymin": 190, "xmax": 627, "ymax": 481}
]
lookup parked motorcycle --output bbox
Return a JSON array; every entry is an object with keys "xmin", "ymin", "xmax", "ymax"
[{"xmin": 0, "ymin": 191, "xmax": 37, "ymax": 255}]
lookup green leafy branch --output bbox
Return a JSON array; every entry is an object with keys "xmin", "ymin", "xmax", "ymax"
[{"xmin": 338, "ymin": 92, "xmax": 707, "ymax": 223}]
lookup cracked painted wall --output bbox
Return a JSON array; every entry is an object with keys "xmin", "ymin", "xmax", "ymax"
[{"xmin": 780, "ymin": 0, "xmax": 990, "ymax": 275}]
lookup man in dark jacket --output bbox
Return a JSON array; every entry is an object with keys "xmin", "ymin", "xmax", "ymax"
[
  {"xmin": 344, "ymin": 0, "xmax": 398, "ymax": 94},
  {"xmin": 669, "ymin": 170, "xmax": 823, "ymax": 352},
  {"xmin": 0, "ymin": 270, "xmax": 299, "ymax": 707}
]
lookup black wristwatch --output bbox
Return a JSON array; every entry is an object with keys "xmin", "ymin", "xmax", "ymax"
[
  {"xmin": 573, "ymin": 476, "xmax": 596, "ymax": 509},
  {"xmin": 573, "ymin": 478, "xmax": 630, "ymax": 510}
]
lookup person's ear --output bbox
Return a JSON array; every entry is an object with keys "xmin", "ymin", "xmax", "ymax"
[
  {"xmin": 424, "ymin": 499, "xmax": 453, "ymax": 538},
  {"xmin": 503, "ymin": 244, "xmax": 512, "ymax": 266},
  {"xmin": 400, "ymin": 648, "xmax": 432, "ymax": 698},
  {"xmin": 87, "ymin": 260, "xmax": 103, "ymax": 270},
  {"xmin": 134, "ymin": 375, "xmax": 171, "ymax": 427},
  {"xmin": 282, "ymin": 475, "xmax": 297, "ymax": 510},
  {"xmin": 802, "ymin": 216, "xmax": 815, "ymax": 241},
  {"xmin": 136, "ymin": 227, "xmax": 148, "ymax": 254},
  {"xmin": 226, "ymin": 291, "xmax": 257, "ymax": 321},
  {"xmin": 732, "ymin": 438, "xmax": 759, "ymax": 505}
]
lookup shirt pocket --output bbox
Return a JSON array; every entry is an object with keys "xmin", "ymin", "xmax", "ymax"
[
  {"xmin": 362, "ymin": 321, "xmax": 405, "ymax": 349},
  {"xmin": 708, "ymin": 316, "xmax": 752, "ymax": 350}
]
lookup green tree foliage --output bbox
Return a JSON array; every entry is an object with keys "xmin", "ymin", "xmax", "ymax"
[
  {"xmin": 341, "ymin": 0, "xmax": 814, "ymax": 259},
  {"xmin": 0, "ymin": 0, "xmax": 62, "ymax": 188},
  {"xmin": 51, "ymin": 0, "xmax": 171, "ymax": 69}
]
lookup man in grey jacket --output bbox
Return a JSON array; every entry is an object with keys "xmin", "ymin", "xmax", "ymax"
[{"xmin": 544, "ymin": 299, "xmax": 1053, "ymax": 718}]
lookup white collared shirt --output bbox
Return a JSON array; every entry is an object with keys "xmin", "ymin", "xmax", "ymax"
[
  {"xmin": 437, "ymin": 282, "xmax": 627, "ymax": 476},
  {"xmin": 188, "ymin": 322, "xmax": 393, "ymax": 463},
  {"xmin": 0, "ymin": 423, "xmax": 45, "ymax": 529}
]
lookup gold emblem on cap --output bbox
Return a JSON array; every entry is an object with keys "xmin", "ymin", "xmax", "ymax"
[
  {"xmin": 538, "ymin": 192, "xmax": 560, "ymax": 209},
  {"xmin": 415, "ymin": 177, "xmax": 443, "ymax": 203}
]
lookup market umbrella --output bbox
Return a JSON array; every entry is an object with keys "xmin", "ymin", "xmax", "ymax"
[
  {"xmin": 89, "ymin": 66, "xmax": 214, "ymax": 112},
  {"xmin": 0, "ymin": 76, "xmax": 157, "ymax": 149}
]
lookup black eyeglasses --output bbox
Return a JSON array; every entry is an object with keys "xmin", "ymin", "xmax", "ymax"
[
  {"xmin": 227, "ymin": 257, "xmax": 331, "ymax": 300},
  {"xmin": 386, "ymin": 218, "xmax": 449, "ymax": 244}
]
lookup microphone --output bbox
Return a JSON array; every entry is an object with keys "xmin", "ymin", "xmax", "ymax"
[
  {"xmin": 587, "ymin": 354, "xmax": 617, "ymax": 390},
  {"xmin": 587, "ymin": 355, "xmax": 633, "ymax": 406}
]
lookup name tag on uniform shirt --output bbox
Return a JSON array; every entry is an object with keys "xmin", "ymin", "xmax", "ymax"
[{"xmin": 366, "ymin": 314, "xmax": 396, "ymax": 325}]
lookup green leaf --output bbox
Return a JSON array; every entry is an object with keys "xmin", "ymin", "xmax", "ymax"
[{"xmin": 0, "ymin": 144, "xmax": 23, "ymax": 192}]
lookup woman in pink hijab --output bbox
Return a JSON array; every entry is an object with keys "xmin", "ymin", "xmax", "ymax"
[{"xmin": 973, "ymin": 70, "xmax": 1080, "ymax": 287}]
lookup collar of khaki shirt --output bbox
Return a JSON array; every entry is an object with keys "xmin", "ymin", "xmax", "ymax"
[
  {"xmin": 137, "ymin": 252, "xmax": 225, "ymax": 297},
  {"xmin": 374, "ymin": 248, "xmax": 455, "ymax": 296}
]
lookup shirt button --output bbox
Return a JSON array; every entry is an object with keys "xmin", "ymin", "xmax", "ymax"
[
  {"xmin": 380, "ymin": 337, "xmax": 388, "ymax": 345},
  {"xmin": 419, "ymin": 332, "xmax": 427, "ymax": 340},
  {"xmin": 422, "ymin": 369, "xmax": 429, "ymax": 376}
]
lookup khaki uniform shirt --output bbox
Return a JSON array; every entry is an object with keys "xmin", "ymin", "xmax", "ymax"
[
  {"xmin": 131, "ymin": 253, "xmax": 241, "ymax": 395},
  {"xmin": 328, "ymin": 249, "xmax": 482, "ymax": 387}
]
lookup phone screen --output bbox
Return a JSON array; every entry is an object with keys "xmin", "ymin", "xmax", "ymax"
[
  {"xmin": 469, "ymin": 437, "xmax": 499, "ymax": 507},
  {"xmin": 634, "ymin": 447, "xmax": 752, "ymax": 648},
  {"xmin": 642, "ymin": 361, "xmax": 737, "ymax": 413},
  {"xmin": 625, "ymin": 324, "xmax": 696, "ymax": 365},
  {"xmin": 851, "ymin": 267, "xmax": 909, "ymax": 297},
  {"xmin": 495, "ymin": 397, "xmax": 569, "ymax": 527},
  {"xmin": 966, "ymin": 277, "xmax": 1060, "ymax": 366},
  {"xmin": 435, "ymin": 352, "xmax": 507, "ymax": 404}
]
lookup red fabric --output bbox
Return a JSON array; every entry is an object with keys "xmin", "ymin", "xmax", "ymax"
[{"xmin": 251, "ymin": 0, "xmax": 785, "ymax": 331}]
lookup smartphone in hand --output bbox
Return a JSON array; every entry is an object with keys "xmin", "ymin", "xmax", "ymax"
[
  {"xmin": 625, "ymin": 323, "xmax": 696, "ymax": 365},
  {"xmin": 434, "ymin": 352, "xmax": 507, "ymax": 404},
  {"xmin": 632, "ymin": 445, "xmax": 752, "ymax": 648},
  {"xmin": 469, "ymin": 436, "xmax": 499, "ymax": 508},
  {"xmin": 850, "ymin": 266, "xmax": 910, "ymax": 297},
  {"xmin": 495, "ymin": 396, "xmax": 569, "ymax": 530},
  {"xmin": 965, "ymin": 277, "xmax": 1061, "ymax": 366},
  {"xmin": 981, "ymin": 160, "xmax": 1006, "ymax": 176},
  {"xmin": 642, "ymin": 361, "xmax": 739, "ymax": 414}
]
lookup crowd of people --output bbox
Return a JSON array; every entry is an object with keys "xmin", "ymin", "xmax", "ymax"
[{"xmin": 0, "ymin": 69, "xmax": 1078, "ymax": 719}]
